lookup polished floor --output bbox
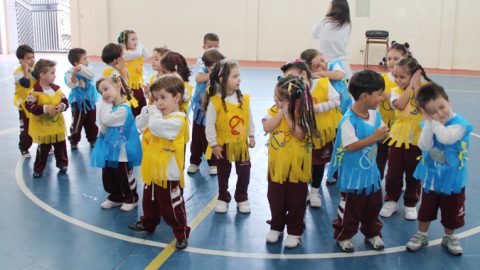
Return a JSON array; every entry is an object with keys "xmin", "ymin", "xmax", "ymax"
[{"xmin": 0, "ymin": 55, "xmax": 479, "ymax": 270}]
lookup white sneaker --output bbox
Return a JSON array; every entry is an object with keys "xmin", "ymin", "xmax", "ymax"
[
  {"xmin": 120, "ymin": 202, "xmax": 137, "ymax": 212},
  {"xmin": 338, "ymin": 238, "xmax": 355, "ymax": 253},
  {"xmin": 101, "ymin": 199, "xmax": 122, "ymax": 209},
  {"xmin": 404, "ymin": 206, "xmax": 418, "ymax": 220},
  {"xmin": 379, "ymin": 201, "xmax": 398, "ymax": 217},
  {"xmin": 237, "ymin": 200, "xmax": 251, "ymax": 214},
  {"xmin": 309, "ymin": 188, "xmax": 322, "ymax": 208},
  {"xmin": 215, "ymin": 200, "xmax": 228, "ymax": 213},
  {"xmin": 21, "ymin": 150, "xmax": 31, "ymax": 158},
  {"xmin": 208, "ymin": 166, "xmax": 218, "ymax": 175},
  {"xmin": 365, "ymin": 235, "xmax": 385, "ymax": 251},
  {"xmin": 187, "ymin": 164, "xmax": 199, "ymax": 174},
  {"xmin": 266, "ymin": 230, "xmax": 283, "ymax": 243},
  {"xmin": 48, "ymin": 148, "xmax": 54, "ymax": 155},
  {"xmin": 284, "ymin": 234, "xmax": 301, "ymax": 248}
]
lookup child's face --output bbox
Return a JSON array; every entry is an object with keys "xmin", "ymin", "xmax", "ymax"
[
  {"xmin": 274, "ymin": 88, "xmax": 287, "ymax": 109},
  {"xmin": 153, "ymin": 89, "xmax": 181, "ymax": 115},
  {"xmin": 361, "ymin": 89, "xmax": 383, "ymax": 110},
  {"xmin": 127, "ymin": 33, "xmax": 138, "ymax": 50},
  {"xmin": 151, "ymin": 51, "xmax": 162, "ymax": 72},
  {"xmin": 203, "ymin": 40, "xmax": 219, "ymax": 50},
  {"xmin": 98, "ymin": 80, "xmax": 121, "ymax": 104},
  {"xmin": 41, "ymin": 66, "xmax": 56, "ymax": 84},
  {"xmin": 423, "ymin": 97, "xmax": 452, "ymax": 123},
  {"xmin": 75, "ymin": 54, "xmax": 89, "ymax": 67},
  {"xmin": 226, "ymin": 66, "xmax": 241, "ymax": 92},
  {"xmin": 310, "ymin": 54, "xmax": 328, "ymax": 72},
  {"xmin": 393, "ymin": 65, "xmax": 412, "ymax": 90},
  {"xmin": 386, "ymin": 49, "xmax": 403, "ymax": 71},
  {"xmin": 20, "ymin": 53, "xmax": 35, "ymax": 69},
  {"xmin": 284, "ymin": 68, "xmax": 310, "ymax": 88}
]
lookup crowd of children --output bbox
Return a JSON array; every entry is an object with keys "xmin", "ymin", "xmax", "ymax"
[{"xmin": 12, "ymin": 27, "xmax": 473, "ymax": 254}]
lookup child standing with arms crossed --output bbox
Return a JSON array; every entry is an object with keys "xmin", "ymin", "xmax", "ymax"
[
  {"xmin": 129, "ymin": 74, "xmax": 190, "ymax": 250},
  {"xmin": 14, "ymin": 45, "xmax": 35, "ymax": 158},
  {"xmin": 26, "ymin": 59, "xmax": 69, "ymax": 178},
  {"xmin": 187, "ymin": 48, "xmax": 225, "ymax": 175},
  {"xmin": 380, "ymin": 56, "xmax": 432, "ymax": 220},
  {"xmin": 118, "ymin": 30, "xmax": 149, "ymax": 117},
  {"xmin": 406, "ymin": 83, "xmax": 472, "ymax": 256},
  {"xmin": 263, "ymin": 76, "xmax": 319, "ymax": 248},
  {"xmin": 65, "ymin": 48, "xmax": 99, "ymax": 149},
  {"xmin": 204, "ymin": 60, "xmax": 255, "ymax": 214},
  {"xmin": 91, "ymin": 76, "xmax": 142, "ymax": 212},
  {"xmin": 376, "ymin": 41, "xmax": 410, "ymax": 180},
  {"xmin": 328, "ymin": 70, "xmax": 389, "ymax": 253}
]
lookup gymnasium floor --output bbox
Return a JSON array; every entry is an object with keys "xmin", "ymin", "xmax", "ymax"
[{"xmin": 0, "ymin": 54, "xmax": 479, "ymax": 270}]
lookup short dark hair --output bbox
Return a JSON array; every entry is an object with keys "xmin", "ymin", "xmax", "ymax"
[
  {"xmin": 202, "ymin": 48, "xmax": 225, "ymax": 67},
  {"xmin": 32, "ymin": 59, "xmax": 56, "ymax": 80},
  {"xmin": 280, "ymin": 60, "xmax": 312, "ymax": 81},
  {"xmin": 68, "ymin": 48, "xmax": 87, "ymax": 66},
  {"xmin": 101, "ymin": 43, "xmax": 123, "ymax": 64},
  {"xmin": 153, "ymin": 47, "xmax": 170, "ymax": 56},
  {"xmin": 16, "ymin": 44, "xmax": 34, "ymax": 59},
  {"xmin": 150, "ymin": 74, "xmax": 185, "ymax": 105},
  {"xmin": 348, "ymin": 69, "xmax": 385, "ymax": 100},
  {"xmin": 416, "ymin": 83, "xmax": 449, "ymax": 109},
  {"xmin": 204, "ymin": 33, "xmax": 219, "ymax": 43}
]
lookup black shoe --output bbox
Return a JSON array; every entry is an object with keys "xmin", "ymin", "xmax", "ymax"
[
  {"xmin": 58, "ymin": 166, "xmax": 68, "ymax": 174},
  {"xmin": 128, "ymin": 221, "xmax": 147, "ymax": 232},
  {"xmin": 33, "ymin": 171, "xmax": 42, "ymax": 178},
  {"xmin": 175, "ymin": 239, "xmax": 188, "ymax": 250}
]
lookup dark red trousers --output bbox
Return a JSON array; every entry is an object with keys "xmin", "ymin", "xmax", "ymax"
[
  {"xmin": 69, "ymin": 103, "xmax": 98, "ymax": 145},
  {"xmin": 18, "ymin": 110, "xmax": 32, "ymax": 152},
  {"xmin": 333, "ymin": 189, "xmax": 383, "ymax": 240},
  {"xmin": 376, "ymin": 141, "xmax": 389, "ymax": 180},
  {"xmin": 312, "ymin": 141, "xmax": 333, "ymax": 187},
  {"xmin": 267, "ymin": 180, "xmax": 308, "ymax": 236},
  {"xmin": 131, "ymin": 88, "xmax": 147, "ymax": 117},
  {"xmin": 33, "ymin": 141, "xmax": 68, "ymax": 173},
  {"xmin": 141, "ymin": 181, "xmax": 191, "ymax": 240},
  {"xmin": 384, "ymin": 145, "xmax": 422, "ymax": 207},
  {"xmin": 216, "ymin": 149, "xmax": 251, "ymax": 203},
  {"xmin": 418, "ymin": 188, "xmax": 466, "ymax": 230},
  {"xmin": 102, "ymin": 162, "xmax": 138, "ymax": 204},
  {"xmin": 190, "ymin": 121, "xmax": 216, "ymax": 166}
]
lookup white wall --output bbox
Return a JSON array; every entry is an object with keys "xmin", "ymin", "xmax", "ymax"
[{"xmin": 69, "ymin": 0, "xmax": 480, "ymax": 70}]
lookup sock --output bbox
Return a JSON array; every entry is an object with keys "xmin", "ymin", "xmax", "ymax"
[{"xmin": 418, "ymin": 231, "xmax": 428, "ymax": 236}]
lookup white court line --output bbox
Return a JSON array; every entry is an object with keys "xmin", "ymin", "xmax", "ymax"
[
  {"xmin": 0, "ymin": 127, "xmax": 18, "ymax": 137},
  {"xmin": 0, "ymin": 75, "xmax": 13, "ymax": 82},
  {"xmin": 14, "ymin": 132, "xmax": 480, "ymax": 260},
  {"xmin": 472, "ymin": 132, "xmax": 480, "ymax": 139},
  {"xmin": 447, "ymin": 89, "xmax": 480, "ymax": 94}
]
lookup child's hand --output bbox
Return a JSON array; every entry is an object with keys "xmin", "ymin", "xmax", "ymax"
[
  {"xmin": 144, "ymin": 83, "xmax": 150, "ymax": 95},
  {"xmin": 73, "ymin": 65, "xmax": 82, "ymax": 75},
  {"xmin": 420, "ymin": 108, "xmax": 432, "ymax": 121},
  {"xmin": 79, "ymin": 79, "xmax": 86, "ymax": 89},
  {"xmin": 372, "ymin": 126, "xmax": 389, "ymax": 141},
  {"xmin": 410, "ymin": 69, "xmax": 422, "ymax": 91},
  {"xmin": 46, "ymin": 105, "xmax": 57, "ymax": 115},
  {"xmin": 212, "ymin": 146, "xmax": 224, "ymax": 159},
  {"xmin": 248, "ymin": 136, "xmax": 256, "ymax": 148}
]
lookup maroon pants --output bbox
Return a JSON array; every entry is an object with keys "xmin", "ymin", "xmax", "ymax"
[
  {"xmin": 333, "ymin": 189, "xmax": 383, "ymax": 240},
  {"xmin": 131, "ymin": 88, "xmax": 147, "ymax": 117},
  {"xmin": 217, "ymin": 149, "xmax": 251, "ymax": 203},
  {"xmin": 102, "ymin": 162, "xmax": 138, "ymax": 204},
  {"xmin": 190, "ymin": 121, "xmax": 216, "ymax": 166},
  {"xmin": 418, "ymin": 188, "xmax": 466, "ymax": 230},
  {"xmin": 384, "ymin": 145, "xmax": 422, "ymax": 207},
  {"xmin": 141, "ymin": 181, "xmax": 191, "ymax": 240},
  {"xmin": 267, "ymin": 180, "xmax": 308, "ymax": 236},
  {"xmin": 34, "ymin": 141, "xmax": 68, "ymax": 173},
  {"xmin": 69, "ymin": 103, "xmax": 98, "ymax": 145},
  {"xmin": 376, "ymin": 141, "xmax": 389, "ymax": 180},
  {"xmin": 18, "ymin": 110, "xmax": 32, "ymax": 152}
]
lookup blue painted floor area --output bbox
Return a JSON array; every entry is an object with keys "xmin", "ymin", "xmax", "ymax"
[{"xmin": 0, "ymin": 57, "xmax": 479, "ymax": 269}]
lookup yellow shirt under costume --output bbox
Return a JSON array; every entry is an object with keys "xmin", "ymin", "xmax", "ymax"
[
  {"xmin": 205, "ymin": 94, "xmax": 251, "ymax": 162},
  {"xmin": 28, "ymin": 89, "xmax": 67, "ymax": 144},
  {"xmin": 13, "ymin": 66, "xmax": 36, "ymax": 115},
  {"xmin": 267, "ymin": 107, "xmax": 311, "ymax": 184},
  {"xmin": 126, "ymin": 57, "xmax": 144, "ymax": 89},
  {"xmin": 102, "ymin": 68, "xmax": 139, "ymax": 108},
  {"xmin": 387, "ymin": 87, "xmax": 423, "ymax": 149},
  {"xmin": 380, "ymin": 73, "xmax": 397, "ymax": 128},
  {"xmin": 140, "ymin": 114, "xmax": 188, "ymax": 188},
  {"xmin": 310, "ymin": 77, "xmax": 342, "ymax": 149}
]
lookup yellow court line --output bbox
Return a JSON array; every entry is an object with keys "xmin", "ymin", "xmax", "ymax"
[{"xmin": 145, "ymin": 195, "xmax": 219, "ymax": 269}]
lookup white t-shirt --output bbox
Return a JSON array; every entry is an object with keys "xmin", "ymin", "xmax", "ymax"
[{"xmin": 340, "ymin": 110, "xmax": 385, "ymax": 147}]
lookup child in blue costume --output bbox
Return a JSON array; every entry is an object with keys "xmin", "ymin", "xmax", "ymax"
[
  {"xmin": 91, "ymin": 76, "xmax": 142, "ymax": 212},
  {"xmin": 406, "ymin": 83, "xmax": 472, "ymax": 256},
  {"xmin": 328, "ymin": 70, "xmax": 389, "ymax": 253}
]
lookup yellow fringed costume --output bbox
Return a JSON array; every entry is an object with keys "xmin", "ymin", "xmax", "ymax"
[
  {"xmin": 13, "ymin": 66, "xmax": 36, "ymax": 116},
  {"xmin": 310, "ymin": 78, "xmax": 342, "ymax": 149},
  {"xmin": 140, "ymin": 114, "xmax": 188, "ymax": 188},
  {"xmin": 267, "ymin": 107, "xmax": 311, "ymax": 184},
  {"xmin": 125, "ymin": 57, "xmax": 144, "ymax": 90},
  {"xmin": 380, "ymin": 73, "xmax": 397, "ymax": 128},
  {"xmin": 103, "ymin": 67, "xmax": 139, "ymax": 108},
  {"xmin": 205, "ymin": 94, "xmax": 251, "ymax": 162}
]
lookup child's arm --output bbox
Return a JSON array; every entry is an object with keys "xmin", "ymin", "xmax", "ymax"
[
  {"xmin": 391, "ymin": 87, "xmax": 412, "ymax": 111},
  {"xmin": 314, "ymin": 83, "xmax": 341, "ymax": 113},
  {"xmin": 65, "ymin": 67, "xmax": 80, "ymax": 89},
  {"xmin": 205, "ymin": 102, "xmax": 223, "ymax": 158},
  {"xmin": 135, "ymin": 105, "xmax": 158, "ymax": 130},
  {"xmin": 248, "ymin": 104, "xmax": 256, "ymax": 147},
  {"xmin": 56, "ymin": 92, "xmax": 69, "ymax": 113},
  {"xmin": 77, "ymin": 64, "xmax": 95, "ymax": 80},
  {"xmin": 283, "ymin": 106, "xmax": 305, "ymax": 140},
  {"xmin": 14, "ymin": 68, "xmax": 32, "ymax": 88},
  {"xmin": 431, "ymin": 120, "xmax": 466, "ymax": 145},
  {"xmin": 313, "ymin": 70, "xmax": 345, "ymax": 81},
  {"xmin": 148, "ymin": 112, "xmax": 184, "ymax": 140},
  {"xmin": 99, "ymin": 103, "xmax": 128, "ymax": 127},
  {"xmin": 417, "ymin": 120, "xmax": 434, "ymax": 152},
  {"xmin": 195, "ymin": 72, "xmax": 209, "ymax": 84},
  {"xmin": 341, "ymin": 117, "xmax": 389, "ymax": 152},
  {"xmin": 25, "ymin": 93, "xmax": 45, "ymax": 116},
  {"xmin": 262, "ymin": 109, "xmax": 283, "ymax": 133}
]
